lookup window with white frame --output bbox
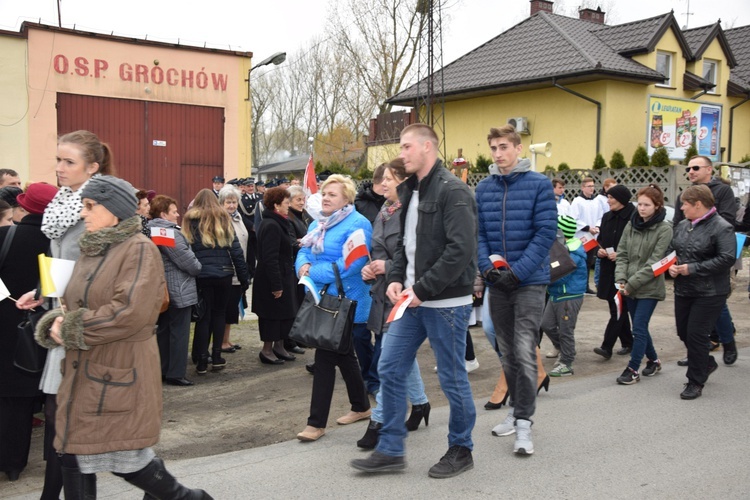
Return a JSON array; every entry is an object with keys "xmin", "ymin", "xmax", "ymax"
[
  {"xmin": 703, "ymin": 59, "xmax": 718, "ymax": 93},
  {"xmin": 656, "ymin": 51, "xmax": 672, "ymax": 87}
]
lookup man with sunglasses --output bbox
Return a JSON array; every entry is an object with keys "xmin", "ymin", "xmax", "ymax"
[{"xmin": 673, "ymin": 155, "xmax": 738, "ymax": 367}]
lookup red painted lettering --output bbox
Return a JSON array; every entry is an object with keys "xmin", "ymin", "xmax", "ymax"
[
  {"xmin": 151, "ymin": 66, "xmax": 164, "ymax": 85},
  {"xmin": 120, "ymin": 63, "xmax": 133, "ymax": 81},
  {"xmin": 53, "ymin": 54, "xmax": 69, "ymax": 74},
  {"xmin": 212, "ymin": 73, "xmax": 228, "ymax": 91},
  {"xmin": 94, "ymin": 59, "xmax": 108, "ymax": 78},
  {"xmin": 181, "ymin": 70, "xmax": 194, "ymax": 88},
  {"xmin": 166, "ymin": 68, "xmax": 179, "ymax": 86},
  {"xmin": 74, "ymin": 57, "xmax": 89, "ymax": 77},
  {"xmin": 135, "ymin": 64, "xmax": 149, "ymax": 83}
]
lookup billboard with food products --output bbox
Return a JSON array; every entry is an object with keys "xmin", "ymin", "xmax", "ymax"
[{"xmin": 647, "ymin": 96, "xmax": 722, "ymax": 162}]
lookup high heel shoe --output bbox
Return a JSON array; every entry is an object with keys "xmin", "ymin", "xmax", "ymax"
[
  {"xmin": 356, "ymin": 420, "xmax": 382, "ymax": 449},
  {"xmin": 537, "ymin": 374, "xmax": 550, "ymax": 394},
  {"xmin": 405, "ymin": 402, "xmax": 430, "ymax": 431},
  {"xmin": 485, "ymin": 371, "xmax": 509, "ymax": 410}
]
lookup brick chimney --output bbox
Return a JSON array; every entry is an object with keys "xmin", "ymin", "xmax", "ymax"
[
  {"xmin": 530, "ymin": 0, "xmax": 553, "ymax": 16},
  {"xmin": 579, "ymin": 6, "xmax": 605, "ymax": 24}
]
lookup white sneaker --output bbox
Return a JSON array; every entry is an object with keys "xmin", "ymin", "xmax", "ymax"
[
  {"xmin": 545, "ymin": 348, "xmax": 560, "ymax": 358},
  {"xmin": 491, "ymin": 409, "xmax": 515, "ymax": 436},
  {"xmin": 465, "ymin": 359, "xmax": 480, "ymax": 373},
  {"xmin": 514, "ymin": 419, "xmax": 534, "ymax": 455}
]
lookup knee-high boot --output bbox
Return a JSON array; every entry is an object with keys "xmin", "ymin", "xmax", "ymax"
[
  {"xmin": 60, "ymin": 463, "xmax": 97, "ymax": 500},
  {"xmin": 484, "ymin": 370, "xmax": 509, "ymax": 410},
  {"xmin": 116, "ymin": 457, "xmax": 213, "ymax": 500},
  {"xmin": 536, "ymin": 347, "xmax": 550, "ymax": 394}
]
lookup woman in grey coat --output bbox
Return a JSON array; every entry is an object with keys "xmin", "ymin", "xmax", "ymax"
[
  {"xmin": 356, "ymin": 159, "xmax": 430, "ymax": 449},
  {"xmin": 148, "ymin": 195, "xmax": 201, "ymax": 386}
]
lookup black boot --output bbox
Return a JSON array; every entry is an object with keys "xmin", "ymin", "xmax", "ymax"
[
  {"xmin": 723, "ymin": 341, "xmax": 738, "ymax": 365},
  {"xmin": 61, "ymin": 464, "xmax": 97, "ymax": 499},
  {"xmin": 196, "ymin": 355, "xmax": 208, "ymax": 375},
  {"xmin": 211, "ymin": 350, "xmax": 226, "ymax": 371},
  {"xmin": 405, "ymin": 402, "xmax": 430, "ymax": 431},
  {"xmin": 117, "ymin": 457, "xmax": 212, "ymax": 500},
  {"xmin": 356, "ymin": 420, "xmax": 382, "ymax": 449}
]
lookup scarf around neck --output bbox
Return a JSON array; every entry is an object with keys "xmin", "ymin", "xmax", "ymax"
[
  {"xmin": 41, "ymin": 175, "xmax": 100, "ymax": 240},
  {"xmin": 78, "ymin": 216, "xmax": 142, "ymax": 256},
  {"xmin": 299, "ymin": 204, "xmax": 354, "ymax": 254},
  {"xmin": 630, "ymin": 206, "xmax": 666, "ymax": 231},
  {"xmin": 379, "ymin": 200, "xmax": 402, "ymax": 223}
]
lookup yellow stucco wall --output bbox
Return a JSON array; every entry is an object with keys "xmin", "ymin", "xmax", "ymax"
[
  {"xmin": 0, "ymin": 36, "xmax": 31, "ymax": 182},
  {"xmin": 9, "ymin": 27, "xmax": 251, "ymax": 184},
  {"xmin": 367, "ymin": 143, "xmax": 402, "ymax": 169},
  {"xmin": 372, "ymin": 24, "xmax": 749, "ymax": 170}
]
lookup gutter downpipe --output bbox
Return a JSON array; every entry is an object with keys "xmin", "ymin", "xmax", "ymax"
[
  {"xmin": 553, "ymin": 78, "xmax": 601, "ymax": 155},
  {"xmin": 728, "ymin": 95, "xmax": 750, "ymax": 162}
]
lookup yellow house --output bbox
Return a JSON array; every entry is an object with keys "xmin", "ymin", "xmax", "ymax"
[{"xmin": 371, "ymin": 0, "xmax": 750, "ymax": 171}]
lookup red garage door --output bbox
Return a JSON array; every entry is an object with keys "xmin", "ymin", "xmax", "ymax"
[{"xmin": 56, "ymin": 93, "xmax": 224, "ymax": 212}]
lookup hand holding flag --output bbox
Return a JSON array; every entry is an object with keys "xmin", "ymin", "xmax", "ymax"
[
  {"xmin": 38, "ymin": 254, "xmax": 75, "ymax": 297},
  {"xmin": 0, "ymin": 277, "xmax": 12, "ymax": 303},
  {"xmin": 489, "ymin": 254, "xmax": 510, "ymax": 269},
  {"xmin": 343, "ymin": 228, "xmax": 370, "ymax": 269},
  {"xmin": 386, "ymin": 291, "xmax": 414, "ymax": 323},
  {"xmin": 579, "ymin": 235, "xmax": 600, "ymax": 253},
  {"xmin": 651, "ymin": 251, "xmax": 677, "ymax": 277}
]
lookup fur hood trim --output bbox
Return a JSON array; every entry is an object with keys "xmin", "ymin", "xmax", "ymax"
[{"xmin": 79, "ymin": 216, "xmax": 142, "ymax": 256}]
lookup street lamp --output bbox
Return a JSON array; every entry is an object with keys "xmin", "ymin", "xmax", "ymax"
[{"xmin": 245, "ymin": 51, "xmax": 286, "ymax": 101}]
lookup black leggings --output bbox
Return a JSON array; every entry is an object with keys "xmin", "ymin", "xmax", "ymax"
[{"xmin": 193, "ymin": 276, "xmax": 232, "ymax": 356}]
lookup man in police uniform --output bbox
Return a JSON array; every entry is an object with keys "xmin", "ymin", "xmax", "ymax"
[{"xmin": 212, "ymin": 175, "xmax": 225, "ymax": 197}]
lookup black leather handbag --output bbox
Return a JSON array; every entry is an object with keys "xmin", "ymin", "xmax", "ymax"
[
  {"xmin": 15, "ymin": 308, "xmax": 49, "ymax": 373},
  {"xmin": 289, "ymin": 262, "xmax": 356, "ymax": 354},
  {"xmin": 549, "ymin": 238, "xmax": 577, "ymax": 283}
]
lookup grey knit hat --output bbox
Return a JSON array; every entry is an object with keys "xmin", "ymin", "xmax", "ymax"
[{"xmin": 80, "ymin": 175, "xmax": 138, "ymax": 222}]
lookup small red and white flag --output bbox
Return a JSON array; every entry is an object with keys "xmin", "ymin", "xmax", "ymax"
[
  {"xmin": 614, "ymin": 290, "xmax": 623, "ymax": 320},
  {"xmin": 579, "ymin": 235, "xmax": 599, "ymax": 253},
  {"xmin": 343, "ymin": 228, "xmax": 369, "ymax": 269},
  {"xmin": 151, "ymin": 227, "xmax": 176, "ymax": 248},
  {"xmin": 489, "ymin": 254, "xmax": 510, "ymax": 269},
  {"xmin": 386, "ymin": 292, "xmax": 414, "ymax": 323},
  {"xmin": 303, "ymin": 154, "xmax": 317, "ymax": 196},
  {"xmin": 651, "ymin": 250, "xmax": 677, "ymax": 277}
]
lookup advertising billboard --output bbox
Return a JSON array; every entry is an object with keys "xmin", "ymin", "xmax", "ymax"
[{"xmin": 647, "ymin": 96, "xmax": 722, "ymax": 162}]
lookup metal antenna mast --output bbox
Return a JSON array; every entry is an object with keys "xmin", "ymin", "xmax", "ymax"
[{"xmin": 415, "ymin": 0, "xmax": 447, "ymax": 160}]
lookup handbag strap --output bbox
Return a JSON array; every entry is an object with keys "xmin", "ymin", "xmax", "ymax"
[
  {"xmin": 0, "ymin": 224, "xmax": 17, "ymax": 269},
  {"xmin": 331, "ymin": 262, "xmax": 345, "ymax": 299}
]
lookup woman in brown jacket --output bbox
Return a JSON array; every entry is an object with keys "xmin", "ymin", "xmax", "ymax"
[{"xmin": 25, "ymin": 176, "xmax": 212, "ymax": 499}]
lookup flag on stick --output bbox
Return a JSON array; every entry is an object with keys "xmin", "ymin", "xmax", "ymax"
[
  {"xmin": 0, "ymin": 277, "xmax": 11, "ymax": 302},
  {"xmin": 651, "ymin": 251, "xmax": 677, "ymax": 277},
  {"xmin": 579, "ymin": 235, "xmax": 599, "ymax": 253},
  {"xmin": 736, "ymin": 233, "xmax": 746, "ymax": 259},
  {"xmin": 343, "ymin": 228, "xmax": 369, "ymax": 269},
  {"xmin": 303, "ymin": 154, "xmax": 317, "ymax": 195},
  {"xmin": 150, "ymin": 227, "xmax": 176, "ymax": 247},
  {"xmin": 614, "ymin": 290, "xmax": 623, "ymax": 320},
  {"xmin": 299, "ymin": 275, "xmax": 321, "ymax": 305},
  {"xmin": 489, "ymin": 254, "xmax": 510, "ymax": 269},
  {"xmin": 38, "ymin": 254, "xmax": 75, "ymax": 297},
  {"xmin": 386, "ymin": 292, "xmax": 414, "ymax": 323}
]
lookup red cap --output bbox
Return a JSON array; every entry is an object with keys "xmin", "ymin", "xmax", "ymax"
[{"xmin": 16, "ymin": 183, "xmax": 59, "ymax": 215}]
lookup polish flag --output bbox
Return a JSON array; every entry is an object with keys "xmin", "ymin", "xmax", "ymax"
[
  {"xmin": 386, "ymin": 292, "xmax": 414, "ymax": 323},
  {"xmin": 579, "ymin": 235, "xmax": 599, "ymax": 252},
  {"xmin": 343, "ymin": 228, "xmax": 369, "ymax": 269},
  {"xmin": 303, "ymin": 154, "xmax": 317, "ymax": 195},
  {"xmin": 651, "ymin": 250, "xmax": 677, "ymax": 277},
  {"xmin": 489, "ymin": 254, "xmax": 510, "ymax": 269},
  {"xmin": 151, "ymin": 227, "xmax": 176, "ymax": 248},
  {"xmin": 614, "ymin": 290, "xmax": 623, "ymax": 320},
  {"xmin": 298, "ymin": 275, "xmax": 321, "ymax": 305}
]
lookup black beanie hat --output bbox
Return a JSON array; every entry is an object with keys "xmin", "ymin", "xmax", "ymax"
[{"xmin": 607, "ymin": 185, "xmax": 632, "ymax": 207}]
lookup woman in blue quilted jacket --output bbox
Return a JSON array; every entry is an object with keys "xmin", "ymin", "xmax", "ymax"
[{"xmin": 295, "ymin": 175, "xmax": 372, "ymax": 442}]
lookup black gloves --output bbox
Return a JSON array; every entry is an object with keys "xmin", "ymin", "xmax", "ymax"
[{"xmin": 484, "ymin": 269, "xmax": 519, "ymax": 293}]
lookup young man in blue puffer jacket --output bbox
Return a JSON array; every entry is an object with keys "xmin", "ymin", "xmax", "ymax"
[
  {"xmin": 541, "ymin": 215, "xmax": 588, "ymax": 378},
  {"xmin": 475, "ymin": 124, "xmax": 557, "ymax": 456}
]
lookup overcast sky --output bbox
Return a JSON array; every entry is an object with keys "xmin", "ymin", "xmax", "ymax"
[{"xmin": 1, "ymin": 0, "xmax": 748, "ymax": 67}]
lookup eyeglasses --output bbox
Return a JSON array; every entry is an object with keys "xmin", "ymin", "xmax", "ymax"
[
  {"xmin": 82, "ymin": 201, "xmax": 100, "ymax": 211},
  {"xmin": 583, "ymin": 184, "xmax": 595, "ymax": 188},
  {"xmin": 685, "ymin": 165, "xmax": 707, "ymax": 172}
]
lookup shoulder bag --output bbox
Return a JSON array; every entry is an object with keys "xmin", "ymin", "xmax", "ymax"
[
  {"xmin": 0, "ymin": 225, "xmax": 49, "ymax": 373},
  {"xmin": 549, "ymin": 238, "xmax": 577, "ymax": 283},
  {"xmin": 288, "ymin": 262, "xmax": 357, "ymax": 354}
]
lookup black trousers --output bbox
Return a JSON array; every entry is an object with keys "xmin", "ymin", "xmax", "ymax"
[
  {"xmin": 675, "ymin": 294, "xmax": 726, "ymax": 385},
  {"xmin": 156, "ymin": 305, "xmax": 192, "ymax": 379},
  {"xmin": 0, "ymin": 395, "xmax": 35, "ymax": 474},
  {"xmin": 307, "ymin": 344, "xmax": 370, "ymax": 428},
  {"xmin": 193, "ymin": 276, "xmax": 232, "ymax": 356},
  {"xmin": 600, "ymin": 294, "xmax": 633, "ymax": 352},
  {"xmin": 40, "ymin": 394, "xmax": 63, "ymax": 500}
]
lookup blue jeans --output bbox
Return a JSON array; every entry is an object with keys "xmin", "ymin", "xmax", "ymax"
[
  {"xmin": 481, "ymin": 287, "xmax": 502, "ymax": 359},
  {"xmin": 489, "ymin": 285, "xmax": 546, "ymax": 421},
  {"xmin": 371, "ymin": 329, "xmax": 428, "ymax": 424},
  {"xmin": 376, "ymin": 305, "xmax": 475, "ymax": 457},
  {"xmin": 625, "ymin": 297, "xmax": 659, "ymax": 372},
  {"xmin": 352, "ymin": 323, "xmax": 378, "ymax": 394},
  {"xmin": 714, "ymin": 303, "xmax": 734, "ymax": 344}
]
